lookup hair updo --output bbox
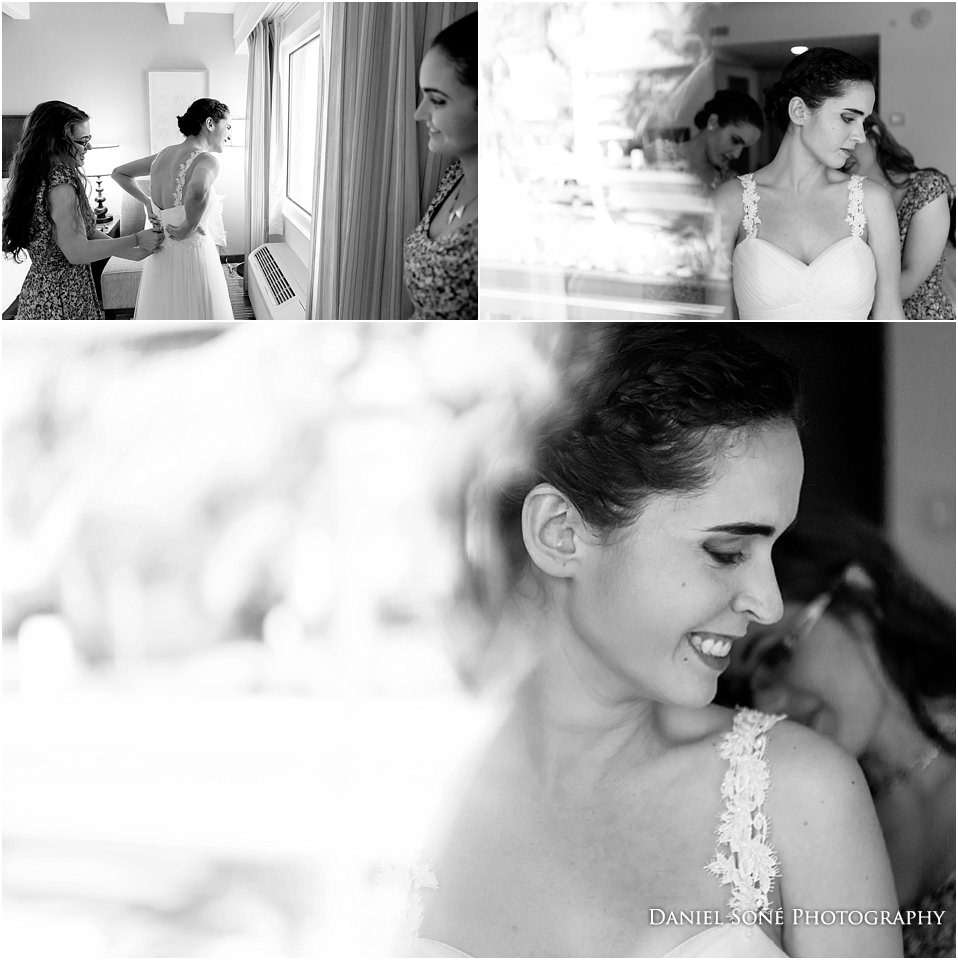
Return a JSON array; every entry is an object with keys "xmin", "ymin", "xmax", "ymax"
[
  {"xmin": 429, "ymin": 11, "xmax": 477, "ymax": 89},
  {"xmin": 176, "ymin": 98, "xmax": 230, "ymax": 137},
  {"xmin": 451, "ymin": 324, "xmax": 801, "ymax": 687},
  {"xmin": 693, "ymin": 90, "xmax": 764, "ymax": 132},
  {"xmin": 764, "ymin": 46, "xmax": 875, "ymax": 132}
]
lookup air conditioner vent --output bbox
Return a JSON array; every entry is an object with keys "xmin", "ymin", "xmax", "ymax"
[{"xmin": 253, "ymin": 247, "xmax": 296, "ymax": 305}]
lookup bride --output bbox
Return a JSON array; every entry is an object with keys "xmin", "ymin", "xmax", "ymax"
[
  {"xmin": 112, "ymin": 98, "xmax": 233, "ymax": 321},
  {"xmin": 408, "ymin": 325, "xmax": 901, "ymax": 958},
  {"xmin": 713, "ymin": 48, "xmax": 906, "ymax": 322}
]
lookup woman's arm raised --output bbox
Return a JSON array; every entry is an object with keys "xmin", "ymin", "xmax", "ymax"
[
  {"xmin": 49, "ymin": 184, "xmax": 160, "ymax": 264},
  {"xmin": 864, "ymin": 181, "xmax": 907, "ymax": 322},
  {"xmin": 112, "ymin": 153, "xmax": 157, "ymax": 212},
  {"xmin": 768, "ymin": 721, "xmax": 902, "ymax": 958}
]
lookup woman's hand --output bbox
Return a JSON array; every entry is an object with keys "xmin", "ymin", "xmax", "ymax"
[
  {"xmin": 136, "ymin": 228, "xmax": 163, "ymax": 254},
  {"xmin": 165, "ymin": 221, "xmax": 205, "ymax": 241}
]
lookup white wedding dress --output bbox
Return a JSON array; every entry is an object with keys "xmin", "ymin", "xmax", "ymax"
[
  {"xmin": 732, "ymin": 173, "xmax": 876, "ymax": 321},
  {"xmin": 134, "ymin": 149, "xmax": 233, "ymax": 321}
]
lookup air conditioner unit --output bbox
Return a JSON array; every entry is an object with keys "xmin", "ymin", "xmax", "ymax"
[{"xmin": 248, "ymin": 242, "xmax": 308, "ymax": 319}]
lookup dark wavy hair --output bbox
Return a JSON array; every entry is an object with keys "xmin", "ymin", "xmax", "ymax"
[
  {"xmin": 741, "ymin": 511, "xmax": 956, "ymax": 755},
  {"xmin": 430, "ymin": 11, "xmax": 477, "ymax": 89},
  {"xmin": 2, "ymin": 100, "xmax": 93, "ymax": 264},
  {"xmin": 452, "ymin": 324, "xmax": 801, "ymax": 686},
  {"xmin": 694, "ymin": 90, "xmax": 764, "ymax": 132},
  {"xmin": 764, "ymin": 46, "xmax": 876, "ymax": 132},
  {"xmin": 863, "ymin": 113, "xmax": 940, "ymax": 187},
  {"xmin": 176, "ymin": 98, "xmax": 230, "ymax": 137}
]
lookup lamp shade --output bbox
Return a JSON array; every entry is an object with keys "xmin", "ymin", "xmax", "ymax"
[{"xmin": 84, "ymin": 143, "xmax": 121, "ymax": 177}]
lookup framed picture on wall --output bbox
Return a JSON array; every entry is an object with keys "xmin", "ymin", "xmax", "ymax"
[{"xmin": 148, "ymin": 70, "xmax": 209, "ymax": 153}]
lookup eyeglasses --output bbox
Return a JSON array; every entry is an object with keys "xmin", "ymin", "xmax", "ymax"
[
  {"xmin": 748, "ymin": 562, "xmax": 866, "ymax": 691},
  {"xmin": 72, "ymin": 136, "xmax": 92, "ymax": 147}
]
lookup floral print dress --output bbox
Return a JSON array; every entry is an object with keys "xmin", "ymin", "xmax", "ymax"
[
  {"xmin": 898, "ymin": 169, "xmax": 955, "ymax": 321},
  {"xmin": 15, "ymin": 166, "xmax": 104, "ymax": 320},
  {"xmin": 403, "ymin": 160, "xmax": 477, "ymax": 320}
]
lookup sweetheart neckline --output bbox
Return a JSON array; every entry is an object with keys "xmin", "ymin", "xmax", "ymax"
[
  {"xmin": 412, "ymin": 922, "xmax": 785, "ymax": 958},
  {"xmin": 735, "ymin": 234, "xmax": 868, "ymax": 269}
]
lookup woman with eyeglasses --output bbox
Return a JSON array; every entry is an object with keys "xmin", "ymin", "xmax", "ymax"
[
  {"xmin": 402, "ymin": 325, "xmax": 900, "ymax": 958},
  {"xmin": 1, "ymin": 100, "xmax": 162, "ymax": 320},
  {"xmin": 719, "ymin": 512, "xmax": 955, "ymax": 958},
  {"xmin": 844, "ymin": 114, "xmax": 955, "ymax": 320}
]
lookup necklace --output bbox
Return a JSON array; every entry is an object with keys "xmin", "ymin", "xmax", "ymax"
[
  {"xmin": 867, "ymin": 743, "xmax": 942, "ymax": 798},
  {"xmin": 447, "ymin": 180, "xmax": 478, "ymax": 224}
]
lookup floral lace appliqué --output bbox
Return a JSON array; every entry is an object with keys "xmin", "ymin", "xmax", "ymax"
[
  {"xmin": 173, "ymin": 149, "xmax": 204, "ymax": 208},
  {"xmin": 739, "ymin": 174, "xmax": 761, "ymax": 239},
  {"xmin": 705, "ymin": 708, "xmax": 785, "ymax": 915},
  {"xmin": 844, "ymin": 174, "xmax": 867, "ymax": 238},
  {"xmin": 384, "ymin": 859, "xmax": 438, "ymax": 953}
]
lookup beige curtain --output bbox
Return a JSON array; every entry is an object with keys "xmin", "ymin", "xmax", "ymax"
[
  {"xmin": 306, "ymin": 2, "xmax": 477, "ymax": 321},
  {"xmin": 244, "ymin": 15, "xmax": 287, "ymax": 291}
]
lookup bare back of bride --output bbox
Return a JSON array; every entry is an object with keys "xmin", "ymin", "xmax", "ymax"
[{"xmin": 112, "ymin": 98, "xmax": 232, "ymax": 321}]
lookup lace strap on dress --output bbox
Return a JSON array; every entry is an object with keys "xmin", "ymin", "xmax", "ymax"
[
  {"xmin": 844, "ymin": 174, "xmax": 867, "ymax": 238},
  {"xmin": 738, "ymin": 174, "xmax": 761, "ymax": 239},
  {"xmin": 705, "ymin": 708, "xmax": 785, "ymax": 915},
  {"xmin": 384, "ymin": 860, "xmax": 439, "ymax": 953},
  {"xmin": 173, "ymin": 149, "xmax": 204, "ymax": 207}
]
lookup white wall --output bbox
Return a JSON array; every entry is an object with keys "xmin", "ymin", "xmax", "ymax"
[
  {"xmin": 886, "ymin": 324, "xmax": 956, "ymax": 605},
  {"xmin": 709, "ymin": 2, "xmax": 956, "ymax": 182},
  {"xmin": 2, "ymin": 2, "xmax": 249, "ymax": 254}
]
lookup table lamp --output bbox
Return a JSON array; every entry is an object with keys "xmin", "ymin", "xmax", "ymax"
[{"xmin": 85, "ymin": 144, "xmax": 121, "ymax": 224}]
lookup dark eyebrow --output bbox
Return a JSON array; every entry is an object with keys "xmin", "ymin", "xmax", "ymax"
[
  {"xmin": 422, "ymin": 86, "xmax": 448, "ymax": 97},
  {"xmin": 842, "ymin": 108, "xmax": 866, "ymax": 116},
  {"xmin": 703, "ymin": 523, "xmax": 776, "ymax": 537}
]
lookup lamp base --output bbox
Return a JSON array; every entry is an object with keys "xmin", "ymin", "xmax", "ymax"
[{"xmin": 92, "ymin": 174, "xmax": 112, "ymax": 225}]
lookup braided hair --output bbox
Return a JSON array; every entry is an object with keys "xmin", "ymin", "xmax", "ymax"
[
  {"xmin": 452, "ymin": 324, "xmax": 801, "ymax": 686},
  {"xmin": 764, "ymin": 47, "xmax": 876, "ymax": 132},
  {"xmin": 176, "ymin": 98, "xmax": 230, "ymax": 137}
]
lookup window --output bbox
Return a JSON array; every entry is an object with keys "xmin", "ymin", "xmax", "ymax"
[{"xmin": 286, "ymin": 34, "xmax": 320, "ymax": 214}]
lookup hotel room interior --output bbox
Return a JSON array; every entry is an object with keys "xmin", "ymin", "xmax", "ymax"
[{"xmin": 1, "ymin": 0, "xmax": 476, "ymax": 321}]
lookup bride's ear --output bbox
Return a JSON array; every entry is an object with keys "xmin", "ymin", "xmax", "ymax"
[
  {"xmin": 788, "ymin": 96, "xmax": 808, "ymax": 126},
  {"xmin": 521, "ymin": 483, "xmax": 587, "ymax": 578}
]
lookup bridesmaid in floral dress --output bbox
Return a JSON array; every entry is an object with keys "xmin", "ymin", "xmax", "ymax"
[
  {"xmin": 403, "ymin": 12, "xmax": 477, "ymax": 320},
  {"xmin": 847, "ymin": 114, "xmax": 955, "ymax": 320},
  {"xmin": 1, "ymin": 101, "xmax": 161, "ymax": 320}
]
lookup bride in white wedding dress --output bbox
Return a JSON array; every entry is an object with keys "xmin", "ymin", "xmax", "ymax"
[
  {"xmin": 112, "ymin": 98, "xmax": 233, "ymax": 321},
  {"xmin": 404, "ymin": 326, "xmax": 901, "ymax": 959}
]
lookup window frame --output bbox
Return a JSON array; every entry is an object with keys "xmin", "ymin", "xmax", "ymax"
[{"xmin": 281, "ymin": 25, "xmax": 321, "ymax": 228}]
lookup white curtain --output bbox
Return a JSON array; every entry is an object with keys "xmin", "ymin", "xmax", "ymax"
[
  {"xmin": 306, "ymin": 2, "xmax": 477, "ymax": 321},
  {"xmin": 244, "ymin": 11, "xmax": 288, "ymax": 291}
]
